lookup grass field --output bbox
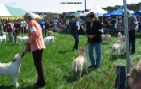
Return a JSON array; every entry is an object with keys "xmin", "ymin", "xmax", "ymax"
[{"xmin": 0, "ymin": 32, "xmax": 141, "ymax": 89}]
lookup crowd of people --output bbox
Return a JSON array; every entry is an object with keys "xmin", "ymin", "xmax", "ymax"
[{"xmin": 0, "ymin": 11, "xmax": 141, "ymax": 88}]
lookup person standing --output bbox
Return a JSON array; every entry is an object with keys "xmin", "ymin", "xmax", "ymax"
[
  {"xmin": 0, "ymin": 19, "xmax": 3, "ymax": 36},
  {"xmin": 86, "ymin": 12, "xmax": 102, "ymax": 68},
  {"xmin": 70, "ymin": 16, "xmax": 80, "ymax": 50},
  {"xmin": 127, "ymin": 12, "xmax": 137, "ymax": 55},
  {"xmin": 6, "ymin": 20, "xmax": 14, "ymax": 42},
  {"xmin": 14, "ymin": 19, "xmax": 21, "ymax": 43},
  {"xmin": 39, "ymin": 19, "xmax": 46, "ymax": 37},
  {"xmin": 24, "ymin": 12, "xmax": 46, "ymax": 88},
  {"xmin": 45, "ymin": 20, "xmax": 50, "ymax": 36}
]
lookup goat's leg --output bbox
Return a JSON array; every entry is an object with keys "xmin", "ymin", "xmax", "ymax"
[
  {"xmin": 84, "ymin": 62, "xmax": 88, "ymax": 74},
  {"xmin": 117, "ymin": 49, "xmax": 121, "ymax": 59},
  {"xmin": 12, "ymin": 74, "xmax": 19, "ymax": 88},
  {"xmin": 72, "ymin": 70, "xmax": 76, "ymax": 78},
  {"xmin": 110, "ymin": 37, "xmax": 111, "ymax": 42},
  {"xmin": 110, "ymin": 48, "xmax": 114, "ymax": 60},
  {"xmin": 78, "ymin": 70, "xmax": 82, "ymax": 80}
]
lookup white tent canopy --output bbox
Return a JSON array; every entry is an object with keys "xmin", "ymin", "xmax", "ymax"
[
  {"xmin": 90, "ymin": 7, "xmax": 107, "ymax": 16},
  {"xmin": 0, "ymin": 4, "xmax": 11, "ymax": 16},
  {"xmin": 0, "ymin": 4, "xmax": 27, "ymax": 16},
  {"xmin": 0, "ymin": 4, "xmax": 41, "ymax": 19}
]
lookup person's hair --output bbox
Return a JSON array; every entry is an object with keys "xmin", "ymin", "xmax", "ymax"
[
  {"xmin": 95, "ymin": 16, "xmax": 99, "ymax": 20},
  {"xmin": 87, "ymin": 12, "xmax": 95, "ymax": 18},
  {"xmin": 24, "ymin": 12, "xmax": 35, "ymax": 20},
  {"xmin": 75, "ymin": 16, "xmax": 80, "ymax": 20}
]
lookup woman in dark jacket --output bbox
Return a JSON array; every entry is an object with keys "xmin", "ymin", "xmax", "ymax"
[
  {"xmin": 86, "ymin": 12, "xmax": 102, "ymax": 68},
  {"xmin": 70, "ymin": 16, "xmax": 80, "ymax": 50}
]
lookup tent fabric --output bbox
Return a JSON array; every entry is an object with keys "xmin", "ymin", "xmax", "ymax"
[
  {"xmin": 0, "ymin": 4, "xmax": 11, "ymax": 16},
  {"xmin": 0, "ymin": 4, "xmax": 27, "ymax": 16},
  {"xmin": 5, "ymin": 5, "xmax": 27, "ymax": 16},
  {"xmin": 104, "ymin": 8, "xmax": 124, "ymax": 16},
  {"xmin": 134, "ymin": 11, "xmax": 141, "ymax": 16},
  {"xmin": 68, "ymin": 7, "xmax": 107, "ymax": 17},
  {"xmin": 91, "ymin": 7, "xmax": 107, "ymax": 16},
  {"xmin": 110, "ymin": 8, "xmax": 124, "ymax": 16},
  {"xmin": 69, "ymin": 12, "xmax": 81, "ymax": 16},
  {"xmin": 69, "ymin": 12, "xmax": 89, "ymax": 16},
  {"xmin": 104, "ymin": 8, "xmax": 138, "ymax": 16}
]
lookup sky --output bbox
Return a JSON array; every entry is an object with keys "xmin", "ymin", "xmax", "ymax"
[{"xmin": 0, "ymin": 0, "xmax": 140, "ymax": 13}]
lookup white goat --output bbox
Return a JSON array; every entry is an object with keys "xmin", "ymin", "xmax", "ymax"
[
  {"xmin": 0, "ymin": 51, "xmax": 26, "ymax": 88},
  {"xmin": 72, "ymin": 47, "xmax": 87, "ymax": 79},
  {"xmin": 110, "ymin": 32, "xmax": 125, "ymax": 60},
  {"xmin": 16, "ymin": 36, "xmax": 28, "ymax": 43},
  {"xmin": 0, "ymin": 35, "xmax": 6, "ymax": 43},
  {"xmin": 44, "ymin": 36, "xmax": 54, "ymax": 45}
]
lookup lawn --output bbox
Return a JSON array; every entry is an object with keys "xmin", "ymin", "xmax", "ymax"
[{"xmin": 0, "ymin": 32, "xmax": 141, "ymax": 89}]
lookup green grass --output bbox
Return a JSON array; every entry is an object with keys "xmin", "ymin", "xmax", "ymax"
[{"xmin": 0, "ymin": 32, "xmax": 141, "ymax": 89}]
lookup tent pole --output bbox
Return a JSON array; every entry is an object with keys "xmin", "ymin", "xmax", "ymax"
[
  {"xmin": 84, "ymin": 0, "xmax": 86, "ymax": 12},
  {"xmin": 123, "ymin": 0, "xmax": 130, "ymax": 73}
]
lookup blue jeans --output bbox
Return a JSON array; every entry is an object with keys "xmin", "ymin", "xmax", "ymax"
[
  {"xmin": 8, "ymin": 32, "xmax": 14, "ymax": 42},
  {"xmin": 88, "ymin": 43, "xmax": 102, "ymax": 67}
]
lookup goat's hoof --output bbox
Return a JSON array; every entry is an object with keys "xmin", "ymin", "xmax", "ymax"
[{"xmin": 15, "ymin": 82, "xmax": 19, "ymax": 88}]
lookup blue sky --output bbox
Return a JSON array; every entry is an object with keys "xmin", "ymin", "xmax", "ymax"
[{"xmin": 0, "ymin": 0, "xmax": 140, "ymax": 12}]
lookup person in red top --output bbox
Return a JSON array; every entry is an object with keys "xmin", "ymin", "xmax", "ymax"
[
  {"xmin": 6, "ymin": 21, "xmax": 14, "ymax": 42},
  {"xmin": 24, "ymin": 12, "xmax": 46, "ymax": 88}
]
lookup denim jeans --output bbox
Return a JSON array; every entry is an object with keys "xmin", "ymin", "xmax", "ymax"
[
  {"xmin": 88, "ymin": 43, "xmax": 102, "ymax": 67},
  {"xmin": 8, "ymin": 32, "xmax": 14, "ymax": 42},
  {"xmin": 73, "ymin": 33, "xmax": 79, "ymax": 50}
]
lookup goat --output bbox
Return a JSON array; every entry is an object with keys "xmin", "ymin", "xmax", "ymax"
[{"xmin": 110, "ymin": 32, "xmax": 125, "ymax": 60}]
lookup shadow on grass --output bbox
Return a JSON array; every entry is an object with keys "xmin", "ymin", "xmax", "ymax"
[
  {"xmin": 0, "ymin": 85, "xmax": 35, "ymax": 89},
  {"xmin": 57, "ymin": 49, "xmax": 73, "ymax": 55},
  {"xmin": 102, "ymin": 42, "xmax": 109, "ymax": 45},
  {"xmin": 0, "ymin": 85, "xmax": 13, "ymax": 89},
  {"xmin": 19, "ymin": 85, "xmax": 35, "ymax": 89},
  {"xmin": 4, "ymin": 43, "xmax": 21, "ymax": 46},
  {"xmin": 64, "ymin": 72, "xmax": 78, "ymax": 83},
  {"xmin": 65, "ymin": 68, "xmax": 96, "ymax": 83}
]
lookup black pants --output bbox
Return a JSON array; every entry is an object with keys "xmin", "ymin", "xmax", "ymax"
[
  {"xmin": 73, "ymin": 34, "xmax": 79, "ymax": 50},
  {"xmin": 129, "ymin": 30, "xmax": 135, "ymax": 53},
  {"xmin": 32, "ymin": 49, "xmax": 45, "ymax": 85}
]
